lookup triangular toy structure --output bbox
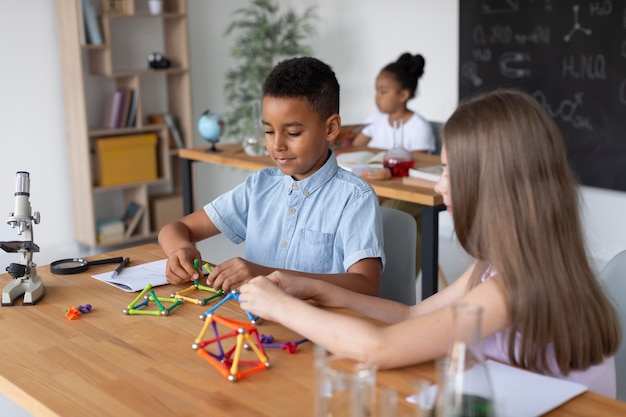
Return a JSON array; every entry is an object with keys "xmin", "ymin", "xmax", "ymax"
[
  {"xmin": 171, "ymin": 279, "xmax": 223, "ymax": 305},
  {"xmin": 192, "ymin": 313, "xmax": 270, "ymax": 381},
  {"xmin": 123, "ymin": 283, "xmax": 183, "ymax": 316}
]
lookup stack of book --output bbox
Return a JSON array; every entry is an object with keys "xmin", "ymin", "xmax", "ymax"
[
  {"xmin": 101, "ymin": 88, "xmax": 138, "ymax": 129},
  {"xmin": 96, "ymin": 202, "xmax": 145, "ymax": 244},
  {"xmin": 97, "ymin": 219, "xmax": 125, "ymax": 244},
  {"xmin": 402, "ymin": 165, "xmax": 444, "ymax": 188}
]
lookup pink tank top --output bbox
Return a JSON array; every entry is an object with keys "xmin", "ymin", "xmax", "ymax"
[{"xmin": 480, "ymin": 269, "xmax": 617, "ymax": 398}]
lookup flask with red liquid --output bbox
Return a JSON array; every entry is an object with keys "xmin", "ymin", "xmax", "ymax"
[{"xmin": 383, "ymin": 120, "xmax": 414, "ymax": 177}]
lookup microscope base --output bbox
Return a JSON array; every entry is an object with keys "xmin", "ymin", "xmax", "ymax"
[{"xmin": 1, "ymin": 275, "xmax": 45, "ymax": 306}]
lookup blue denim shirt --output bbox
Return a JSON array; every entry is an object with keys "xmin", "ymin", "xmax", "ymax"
[{"xmin": 205, "ymin": 150, "xmax": 384, "ymax": 274}]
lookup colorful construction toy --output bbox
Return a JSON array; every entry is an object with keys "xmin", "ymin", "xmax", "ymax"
[
  {"xmin": 259, "ymin": 334, "xmax": 309, "ymax": 354},
  {"xmin": 193, "ymin": 313, "xmax": 270, "ymax": 381},
  {"xmin": 169, "ymin": 260, "xmax": 223, "ymax": 305},
  {"xmin": 77, "ymin": 304, "xmax": 92, "ymax": 313},
  {"xmin": 123, "ymin": 283, "xmax": 183, "ymax": 316},
  {"xmin": 65, "ymin": 303, "xmax": 94, "ymax": 320},
  {"xmin": 171, "ymin": 279, "xmax": 223, "ymax": 305},
  {"xmin": 200, "ymin": 289, "xmax": 258, "ymax": 324},
  {"xmin": 64, "ymin": 306, "xmax": 81, "ymax": 320}
]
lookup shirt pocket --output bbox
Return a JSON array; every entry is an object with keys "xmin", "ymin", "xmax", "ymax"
[{"xmin": 293, "ymin": 229, "xmax": 334, "ymax": 272}]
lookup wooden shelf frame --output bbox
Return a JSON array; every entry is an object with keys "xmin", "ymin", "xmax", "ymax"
[{"xmin": 55, "ymin": 0, "xmax": 192, "ymax": 248}]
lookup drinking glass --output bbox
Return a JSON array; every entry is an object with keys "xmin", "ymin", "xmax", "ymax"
[{"xmin": 314, "ymin": 345, "xmax": 377, "ymax": 417}]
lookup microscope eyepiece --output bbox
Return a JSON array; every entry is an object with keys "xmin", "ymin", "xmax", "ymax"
[{"xmin": 15, "ymin": 171, "xmax": 30, "ymax": 196}]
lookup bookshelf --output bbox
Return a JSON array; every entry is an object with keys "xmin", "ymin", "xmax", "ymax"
[{"xmin": 55, "ymin": 0, "xmax": 192, "ymax": 248}]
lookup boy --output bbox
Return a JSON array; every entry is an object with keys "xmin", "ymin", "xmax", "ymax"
[{"xmin": 158, "ymin": 57, "xmax": 384, "ymax": 295}]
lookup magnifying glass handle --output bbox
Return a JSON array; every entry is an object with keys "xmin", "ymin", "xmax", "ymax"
[{"xmin": 88, "ymin": 257, "xmax": 124, "ymax": 266}]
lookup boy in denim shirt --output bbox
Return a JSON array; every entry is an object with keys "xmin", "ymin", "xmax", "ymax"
[{"xmin": 159, "ymin": 57, "xmax": 384, "ymax": 295}]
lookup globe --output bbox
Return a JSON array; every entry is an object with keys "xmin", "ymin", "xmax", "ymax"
[{"xmin": 198, "ymin": 110, "xmax": 226, "ymax": 152}]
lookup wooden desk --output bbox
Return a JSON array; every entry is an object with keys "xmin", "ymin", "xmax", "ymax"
[
  {"xmin": 179, "ymin": 144, "xmax": 445, "ymax": 300},
  {"xmin": 0, "ymin": 244, "xmax": 623, "ymax": 416}
]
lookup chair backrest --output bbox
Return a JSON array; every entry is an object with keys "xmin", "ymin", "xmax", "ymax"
[
  {"xmin": 600, "ymin": 250, "xmax": 626, "ymax": 401},
  {"xmin": 378, "ymin": 206, "xmax": 417, "ymax": 305},
  {"xmin": 429, "ymin": 121, "xmax": 444, "ymax": 155}
]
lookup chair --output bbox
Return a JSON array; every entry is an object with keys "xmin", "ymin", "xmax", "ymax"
[
  {"xmin": 378, "ymin": 206, "xmax": 417, "ymax": 305},
  {"xmin": 599, "ymin": 250, "xmax": 626, "ymax": 401},
  {"xmin": 429, "ymin": 121, "xmax": 444, "ymax": 156},
  {"xmin": 427, "ymin": 121, "xmax": 450, "ymax": 288}
]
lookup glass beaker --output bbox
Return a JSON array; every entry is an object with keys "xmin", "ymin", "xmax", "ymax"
[
  {"xmin": 435, "ymin": 302, "xmax": 495, "ymax": 417},
  {"xmin": 383, "ymin": 120, "xmax": 414, "ymax": 177}
]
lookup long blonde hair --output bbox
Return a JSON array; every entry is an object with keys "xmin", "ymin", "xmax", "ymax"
[{"xmin": 443, "ymin": 89, "xmax": 621, "ymax": 375}]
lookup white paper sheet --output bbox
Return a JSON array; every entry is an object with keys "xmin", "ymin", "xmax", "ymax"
[
  {"xmin": 487, "ymin": 360, "xmax": 587, "ymax": 416},
  {"xmin": 91, "ymin": 258, "xmax": 169, "ymax": 292},
  {"xmin": 407, "ymin": 359, "xmax": 587, "ymax": 417}
]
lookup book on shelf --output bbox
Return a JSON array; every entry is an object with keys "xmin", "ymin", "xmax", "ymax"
[
  {"xmin": 101, "ymin": 89, "xmax": 137, "ymax": 129},
  {"xmin": 147, "ymin": 113, "xmax": 185, "ymax": 148},
  {"xmin": 101, "ymin": 90, "xmax": 124, "ymax": 129},
  {"xmin": 162, "ymin": 113, "xmax": 186, "ymax": 148},
  {"xmin": 125, "ymin": 89, "xmax": 138, "ymax": 128},
  {"xmin": 408, "ymin": 165, "xmax": 443, "ymax": 182},
  {"xmin": 118, "ymin": 88, "xmax": 132, "ymax": 128},
  {"xmin": 82, "ymin": 0, "xmax": 103, "ymax": 45},
  {"xmin": 122, "ymin": 202, "xmax": 145, "ymax": 239}
]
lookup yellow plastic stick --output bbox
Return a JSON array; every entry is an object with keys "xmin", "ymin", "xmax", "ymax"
[{"xmin": 230, "ymin": 333, "xmax": 245, "ymax": 376}]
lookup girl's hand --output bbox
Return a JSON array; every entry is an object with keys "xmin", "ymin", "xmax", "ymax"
[
  {"xmin": 264, "ymin": 271, "xmax": 319, "ymax": 300},
  {"xmin": 238, "ymin": 275, "xmax": 292, "ymax": 322},
  {"xmin": 165, "ymin": 247, "xmax": 202, "ymax": 284}
]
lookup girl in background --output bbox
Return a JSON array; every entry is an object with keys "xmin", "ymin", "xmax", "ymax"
[
  {"xmin": 353, "ymin": 52, "xmax": 435, "ymax": 154},
  {"xmin": 239, "ymin": 89, "xmax": 621, "ymax": 397},
  {"xmin": 353, "ymin": 52, "xmax": 437, "ymax": 275}
]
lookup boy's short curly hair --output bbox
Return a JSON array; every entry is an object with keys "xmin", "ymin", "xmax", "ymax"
[{"xmin": 262, "ymin": 57, "xmax": 340, "ymax": 121}]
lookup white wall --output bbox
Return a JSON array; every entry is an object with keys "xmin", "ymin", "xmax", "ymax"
[
  {"xmin": 0, "ymin": 1, "xmax": 82, "ymax": 269},
  {"xmin": 0, "ymin": 0, "xmax": 624, "ymax": 270}
]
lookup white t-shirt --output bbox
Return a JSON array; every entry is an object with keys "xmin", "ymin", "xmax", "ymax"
[{"xmin": 361, "ymin": 110, "xmax": 436, "ymax": 152}]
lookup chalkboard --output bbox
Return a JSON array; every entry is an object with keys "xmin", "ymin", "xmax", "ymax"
[{"xmin": 459, "ymin": 0, "xmax": 626, "ymax": 192}]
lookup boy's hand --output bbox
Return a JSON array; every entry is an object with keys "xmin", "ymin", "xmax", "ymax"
[
  {"xmin": 238, "ymin": 276, "xmax": 290, "ymax": 322},
  {"xmin": 205, "ymin": 257, "xmax": 269, "ymax": 293},
  {"xmin": 164, "ymin": 247, "xmax": 202, "ymax": 284}
]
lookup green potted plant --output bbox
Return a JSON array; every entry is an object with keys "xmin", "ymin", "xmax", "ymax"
[{"xmin": 223, "ymin": 0, "xmax": 317, "ymax": 140}]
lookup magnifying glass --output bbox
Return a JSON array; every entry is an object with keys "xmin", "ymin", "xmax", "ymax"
[{"xmin": 50, "ymin": 256, "xmax": 124, "ymax": 275}]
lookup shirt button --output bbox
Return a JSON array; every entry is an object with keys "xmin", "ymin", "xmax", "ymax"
[
  {"xmin": 281, "ymin": 241, "xmax": 288, "ymax": 248},
  {"xmin": 287, "ymin": 188, "xmax": 292, "ymax": 193},
  {"xmin": 303, "ymin": 190, "xmax": 310, "ymax": 196},
  {"xmin": 293, "ymin": 183, "xmax": 300, "ymax": 189},
  {"xmin": 289, "ymin": 207, "xmax": 296, "ymax": 214}
]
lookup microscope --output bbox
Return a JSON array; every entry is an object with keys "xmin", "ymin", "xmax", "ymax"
[{"xmin": 0, "ymin": 171, "xmax": 45, "ymax": 306}]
